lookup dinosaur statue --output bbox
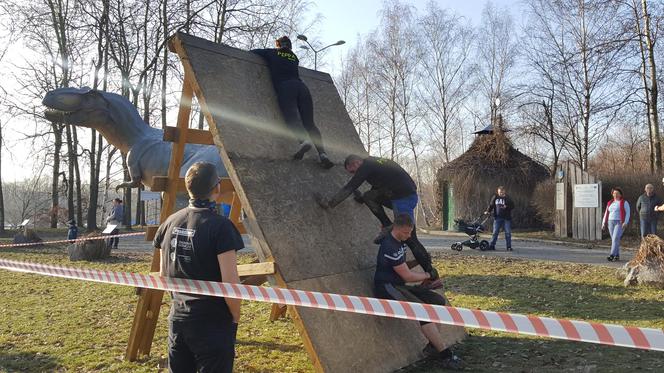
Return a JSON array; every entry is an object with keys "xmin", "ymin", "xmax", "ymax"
[{"xmin": 42, "ymin": 87, "xmax": 227, "ymax": 191}]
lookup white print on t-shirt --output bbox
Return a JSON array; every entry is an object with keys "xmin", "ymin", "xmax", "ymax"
[
  {"xmin": 384, "ymin": 244, "xmax": 406, "ymax": 262},
  {"xmin": 171, "ymin": 227, "xmax": 196, "ymax": 263},
  {"xmin": 495, "ymin": 198, "xmax": 507, "ymax": 213}
]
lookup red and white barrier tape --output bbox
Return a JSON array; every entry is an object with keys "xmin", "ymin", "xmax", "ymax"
[
  {"xmin": 0, "ymin": 232, "xmax": 145, "ymax": 248},
  {"xmin": 0, "ymin": 258, "xmax": 662, "ymax": 351}
]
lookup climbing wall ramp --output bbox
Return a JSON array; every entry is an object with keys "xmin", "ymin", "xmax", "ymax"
[{"xmin": 170, "ymin": 32, "xmax": 464, "ymax": 373}]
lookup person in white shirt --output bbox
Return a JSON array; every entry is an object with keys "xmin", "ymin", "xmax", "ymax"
[{"xmin": 601, "ymin": 187, "xmax": 630, "ymax": 262}]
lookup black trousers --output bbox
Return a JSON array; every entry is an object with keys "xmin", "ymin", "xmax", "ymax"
[
  {"xmin": 168, "ymin": 318, "xmax": 237, "ymax": 373},
  {"xmin": 375, "ymin": 283, "xmax": 446, "ymax": 325},
  {"xmin": 362, "ymin": 189, "xmax": 434, "ymax": 273},
  {"xmin": 276, "ymin": 79, "xmax": 325, "ymax": 154}
]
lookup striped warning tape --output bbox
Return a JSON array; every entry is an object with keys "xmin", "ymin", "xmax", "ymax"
[
  {"xmin": 0, "ymin": 232, "xmax": 145, "ymax": 248},
  {"xmin": 0, "ymin": 258, "xmax": 663, "ymax": 351}
]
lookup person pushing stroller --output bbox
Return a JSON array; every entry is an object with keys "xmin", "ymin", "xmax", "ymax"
[{"xmin": 484, "ymin": 186, "xmax": 514, "ymax": 251}]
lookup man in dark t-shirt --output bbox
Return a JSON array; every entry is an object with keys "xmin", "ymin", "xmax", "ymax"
[
  {"xmin": 155, "ymin": 162, "xmax": 244, "ymax": 373},
  {"xmin": 315, "ymin": 154, "xmax": 435, "ymax": 275},
  {"xmin": 251, "ymin": 36, "xmax": 333, "ymax": 169},
  {"xmin": 374, "ymin": 214, "xmax": 462, "ymax": 370}
]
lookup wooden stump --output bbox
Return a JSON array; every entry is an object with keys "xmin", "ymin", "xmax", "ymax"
[
  {"xmin": 68, "ymin": 233, "xmax": 110, "ymax": 261},
  {"xmin": 616, "ymin": 234, "xmax": 664, "ymax": 288}
]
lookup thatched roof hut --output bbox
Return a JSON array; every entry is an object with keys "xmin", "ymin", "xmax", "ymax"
[{"xmin": 436, "ymin": 127, "xmax": 550, "ymax": 230}]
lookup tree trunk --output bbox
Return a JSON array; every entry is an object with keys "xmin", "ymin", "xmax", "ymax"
[
  {"xmin": 121, "ymin": 153, "xmax": 132, "ymax": 228},
  {"xmin": 0, "ymin": 121, "xmax": 4, "ymax": 235},
  {"xmin": 65, "ymin": 124, "xmax": 75, "ymax": 222},
  {"xmin": 87, "ymin": 129, "xmax": 99, "ymax": 231},
  {"xmin": 72, "ymin": 127, "xmax": 82, "ymax": 225},
  {"xmin": 643, "ymin": 0, "xmax": 661, "ymax": 172},
  {"xmin": 51, "ymin": 122, "xmax": 63, "ymax": 228}
]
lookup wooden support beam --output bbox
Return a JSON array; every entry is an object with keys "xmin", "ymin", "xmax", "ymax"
[
  {"xmin": 145, "ymin": 225, "xmax": 159, "ymax": 242},
  {"xmin": 163, "ymin": 126, "xmax": 215, "ymax": 145},
  {"xmin": 126, "ymin": 72, "xmax": 195, "ymax": 362},
  {"xmin": 151, "ymin": 176, "xmax": 187, "ymax": 193},
  {"xmin": 273, "ymin": 270, "xmax": 324, "ymax": 372},
  {"xmin": 269, "ymin": 303, "xmax": 288, "ymax": 321},
  {"xmin": 237, "ymin": 262, "xmax": 275, "ymax": 277},
  {"xmin": 240, "ymin": 274, "xmax": 268, "ymax": 286}
]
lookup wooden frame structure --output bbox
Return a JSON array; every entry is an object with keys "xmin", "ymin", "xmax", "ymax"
[
  {"xmin": 124, "ymin": 38, "xmax": 317, "ymax": 368},
  {"xmin": 554, "ymin": 161, "xmax": 603, "ymax": 240}
]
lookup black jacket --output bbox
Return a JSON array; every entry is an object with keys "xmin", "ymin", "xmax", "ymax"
[{"xmin": 487, "ymin": 194, "xmax": 514, "ymax": 220}]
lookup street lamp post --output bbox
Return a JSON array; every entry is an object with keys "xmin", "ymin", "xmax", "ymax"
[{"xmin": 296, "ymin": 34, "xmax": 345, "ymax": 71}]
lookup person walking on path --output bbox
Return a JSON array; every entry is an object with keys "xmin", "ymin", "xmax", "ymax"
[
  {"xmin": 484, "ymin": 186, "xmax": 514, "ymax": 251},
  {"xmin": 602, "ymin": 187, "xmax": 630, "ymax": 262},
  {"xmin": 105, "ymin": 198, "xmax": 124, "ymax": 249},
  {"xmin": 155, "ymin": 162, "xmax": 243, "ymax": 372},
  {"xmin": 636, "ymin": 183, "xmax": 662, "ymax": 238},
  {"xmin": 372, "ymin": 214, "xmax": 462, "ymax": 370},
  {"xmin": 314, "ymin": 154, "xmax": 436, "ymax": 277},
  {"xmin": 67, "ymin": 219, "xmax": 78, "ymax": 241},
  {"xmin": 251, "ymin": 36, "xmax": 334, "ymax": 169}
]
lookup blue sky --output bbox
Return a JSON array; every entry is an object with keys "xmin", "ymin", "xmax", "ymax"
[{"xmin": 308, "ymin": 0, "xmax": 520, "ymax": 73}]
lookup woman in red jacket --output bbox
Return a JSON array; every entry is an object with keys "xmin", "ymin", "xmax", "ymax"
[{"xmin": 601, "ymin": 187, "xmax": 630, "ymax": 262}]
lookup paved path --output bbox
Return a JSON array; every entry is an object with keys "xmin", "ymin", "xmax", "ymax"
[{"xmin": 111, "ymin": 232, "xmax": 632, "ymax": 268}]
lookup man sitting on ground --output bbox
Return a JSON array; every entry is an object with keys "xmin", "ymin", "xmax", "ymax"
[
  {"xmin": 155, "ymin": 161, "xmax": 243, "ymax": 372},
  {"xmin": 373, "ymin": 213, "xmax": 462, "ymax": 370},
  {"xmin": 315, "ymin": 154, "xmax": 435, "ymax": 276}
]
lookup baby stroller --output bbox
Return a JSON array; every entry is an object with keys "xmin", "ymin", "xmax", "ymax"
[{"xmin": 451, "ymin": 216, "xmax": 490, "ymax": 251}]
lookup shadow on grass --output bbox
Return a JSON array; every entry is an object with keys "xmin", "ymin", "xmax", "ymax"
[
  {"xmin": 445, "ymin": 274, "xmax": 664, "ymax": 322},
  {"xmin": 0, "ymin": 349, "xmax": 61, "ymax": 372},
  {"xmin": 236, "ymin": 339, "xmax": 303, "ymax": 353},
  {"xmin": 400, "ymin": 334, "xmax": 664, "ymax": 373}
]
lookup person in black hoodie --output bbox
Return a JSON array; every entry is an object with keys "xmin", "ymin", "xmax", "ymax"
[
  {"xmin": 484, "ymin": 186, "xmax": 515, "ymax": 251},
  {"xmin": 251, "ymin": 36, "xmax": 333, "ymax": 169}
]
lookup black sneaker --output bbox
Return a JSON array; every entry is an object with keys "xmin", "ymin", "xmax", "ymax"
[
  {"xmin": 488, "ymin": 245, "xmax": 496, "ymax": 251},
  {"xmin": 506, "ymin": 247, "xmax": 512, "ymax": 251},
  {"xmin": 319, "ymin": 153, "xmax": 334, "ymax": 169},
  {"xmin": 439, "ymin": 349, "xmax": 463, "ymax": 370},
  {"xmin": 373, "ymin": 225, "xmax": 392, "ymax": 244},
  {"xmin": 607, "ymin": 255, "xmax": 615, "ymax": 262},
  {"xmin": 292, "ymin": 141, "xmax": 312, "ymax": 160},
  {"xmin": 613, "ymin": 255, "xmax": 620, "ymax": 262}
]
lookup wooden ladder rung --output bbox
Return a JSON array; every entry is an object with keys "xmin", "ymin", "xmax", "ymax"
[{"xmin": 163, "ymin": 126, "xmax": 215, "ymax": 145}]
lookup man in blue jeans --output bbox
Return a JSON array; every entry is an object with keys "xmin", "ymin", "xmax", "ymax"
[
  {"xmin": 314, "ymin": 154, "xmax": 436, "ymax": 276},
  {"xmin": 484, "ymin": 186, "xmax": 514, "ymax": 251}
]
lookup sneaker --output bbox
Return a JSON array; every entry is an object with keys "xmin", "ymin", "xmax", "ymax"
[
  {"xmin": 318, "ymin": 153, "xmax": 334, "ymax": 169},
  {"xmin": 439, "ymin": 349, "xmax": 463, "ymax": 370},
  {"xmin": 506, "ymin": 247, "xmax": 512, "ymax": 251},
  {"xmin": 607, "ymin": 255, "xmax": 615, "ymax": 262},
  {"xmin": 292, "ymin": 141, "xmax": 312, "ymax": 160},
  {"xmin": 373, "ymin": 225, "xmax": 393, "ymax": 244},
  {"xmin": 488, "ymin": 245, "xmax": 496, "ymax": 251},
  {"xmin": 613, "ymin": 255, "xmax": 620, "ymax": 262}
]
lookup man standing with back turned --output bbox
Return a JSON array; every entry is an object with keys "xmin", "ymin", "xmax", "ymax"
[
  {"xmin": 155, "ymin": 162, "xmax": 244, "ymax": 373},
  {"xmin": 315, "ymin": 154, "xmax": 435, "ymax": 276}
]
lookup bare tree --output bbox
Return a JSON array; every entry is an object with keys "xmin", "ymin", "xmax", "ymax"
[
  {"xmin": 476, "ymin": 1, "xmax": 518, "ymax": 124},
  {"xmin": 525, "ymin": 0, "xmax": 632, "ymax": 170},
  {"xmin": 418, "ymin": 2, "xmax": 475, "ymax": 163}
]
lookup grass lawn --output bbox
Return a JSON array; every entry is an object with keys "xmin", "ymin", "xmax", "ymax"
[{"xmin": 0, "ymin": 247, "xmax": 663, "ymax": 372}]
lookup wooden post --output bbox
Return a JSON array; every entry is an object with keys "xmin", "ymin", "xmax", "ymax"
[{"xmin": 125, "ymin": 73, "xmax": 194, "ymax": 361}]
